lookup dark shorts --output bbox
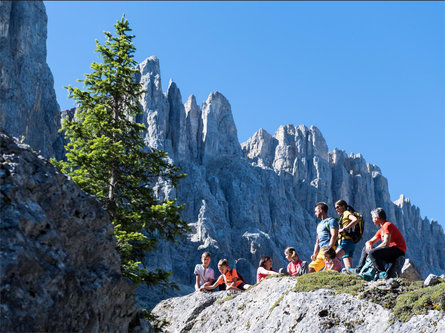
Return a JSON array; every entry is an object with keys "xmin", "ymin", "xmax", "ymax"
[
  {"xmin": 236, "ymin": 282, "xmax": 246, "ymax": 290},
  {"xmin": 338, "ymin": 238, "xmax": 355, "ymax": 258}
]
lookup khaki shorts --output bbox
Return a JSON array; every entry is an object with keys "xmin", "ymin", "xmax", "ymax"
[{"xmin": 309, "ymin": 246, "xmax": 331, "ymax": 272}]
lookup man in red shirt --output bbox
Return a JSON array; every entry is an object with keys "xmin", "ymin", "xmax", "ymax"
[{"xmin": 355, "ymin": 207, "xmax": 406, "ymax": 275}]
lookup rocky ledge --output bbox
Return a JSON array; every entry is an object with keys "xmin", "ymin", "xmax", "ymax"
[{"xmin": 151, "ymin": 272, "xmax": 445, "ymax": 333}]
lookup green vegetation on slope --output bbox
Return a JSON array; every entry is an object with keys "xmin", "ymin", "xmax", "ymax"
[
  {"xmin": 292, "ymin": 270, "xmax": 365, "ymax": 295},
  {"xmin": 392, "ymin": 283, "xmax": 445, "ymax": 322},
  {"xmin": 290, "ymin": 271, "xmax": 444, "ymax": 322}
]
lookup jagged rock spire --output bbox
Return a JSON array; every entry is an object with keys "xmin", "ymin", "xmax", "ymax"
[{"xmin": 0, "ymin": 1, "xmax": 63, "ymax": 159}]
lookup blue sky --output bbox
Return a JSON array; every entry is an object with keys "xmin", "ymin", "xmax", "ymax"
[{"xmin": 44, "ymin": 1, "xmax": 444, "ymax": 227}]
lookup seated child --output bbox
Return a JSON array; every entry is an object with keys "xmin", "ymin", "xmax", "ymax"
[
  {"xmin": 194, "ymin": 252, "xmax": 215, "ymax": 291},
  {"xmin": 257, "ymin": 256, "xmax": 279, "ymax": 283},
  {"xmin": 324, "ymin": 247, "xmax": 343, "ymax": 272},
  {"xmin": 201, "ymin": 259, "xmax": 251, "ymax": 291},
  {"xmin": 284, "ymin": 247, "xmax": 308, "ymax": 276}
]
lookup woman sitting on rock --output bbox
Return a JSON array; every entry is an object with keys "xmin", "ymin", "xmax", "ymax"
[{"xmin": 256, "ymin": 256, "xmax": 279, "ymax": 283}]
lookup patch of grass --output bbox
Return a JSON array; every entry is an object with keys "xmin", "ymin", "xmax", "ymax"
[
  {"xmin": 292, "ymin": 270, "xmax": 366, "ymax": 295},
  {"xmin": 216, "ymin": 294, "xmax": 236, "ymax": 304},
  {"xmin": 292, "ymin": 271, "xmax": 445, "ymax": 324},
  {"xmin": 392, "ymin": 283, "xmax": 445, "ymax": 322},
  {"xmin": 268, "ymin": 290, "xmax": 290, "ymax": 316},
  {"xmin": 358, "ymin": 279, "xmax": 424, "ymax": 311}
]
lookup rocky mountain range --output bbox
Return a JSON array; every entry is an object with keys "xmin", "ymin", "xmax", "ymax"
[
  {"xmin": 1, "ymin": 0, "xmax": 444, "ymax": 319},
  {"xmin": 131, "ymin": 55, "xmax": 444, "ymax": 308}
]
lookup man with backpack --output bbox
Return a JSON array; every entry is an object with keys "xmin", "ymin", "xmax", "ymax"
[
  {"xmin": 308, "ymin": 202, "xmax": 339, "ymax": 273},
  {"xmin": 355, "ymin": 207, "xmax": 406, "ymax": 278}
]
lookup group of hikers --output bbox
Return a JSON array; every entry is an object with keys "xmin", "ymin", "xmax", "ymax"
[{"xmin": 194, "ymin": 200, "xmax": 407, "ymax": 292}]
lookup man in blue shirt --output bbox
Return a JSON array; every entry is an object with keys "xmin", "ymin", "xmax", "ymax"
[{"xmin": 308, "ymin": 202, "xmax": 339, "ymax": 273}]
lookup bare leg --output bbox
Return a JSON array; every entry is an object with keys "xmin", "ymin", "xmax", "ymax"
[
  {"xmin": 336, "ymin": 248, "xmax": 345, "ymax": 259},
  {"xmin": 343, "ymin": 257, "xmax": 353, "ymax": 269}
]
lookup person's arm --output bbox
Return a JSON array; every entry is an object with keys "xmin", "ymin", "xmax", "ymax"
[
  {"xmin": 376, "ymin": 233, "xmax": 391, "ymax": 248},
  {"xmin": 329, "ymin": 227, "xmax": 338, "ymax": 248},
  {"xmin": 201, "ymin": 275, "xmax": 222, "ymax": 291},
  {"xmin": 201, "ymin": 281, "xmax": 219, "ymax": 291},
  {"xmin": 339, "ymin": 214, "xmax": 358, "ymax": 233},
  {"xmin": 365, "ymin": 234, "xmax": 380, "ymax": 253},
  {"xmin": 258, "ymin": 266, "xmax": 279, "ymax": 277},
  {"xmin": 195, "ymin": 275, "xmax": 201, "ymax": 291},
  {"xmin": 311, "ymin": 237, "xmax": 320, "ymax": 261}
]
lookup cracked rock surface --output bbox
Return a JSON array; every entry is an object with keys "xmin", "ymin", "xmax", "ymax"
[{"xmin": 152, "ymin": 277, "xmax": 445, "ymax": 333}]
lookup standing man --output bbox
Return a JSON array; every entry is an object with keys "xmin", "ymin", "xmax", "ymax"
[
  {"xmin": 308, "ymin": 202, "xmax": 339, "ymax": 273},
  {"xmin": 356, "ymin": 207, "xmax": 406, "ymax": 276}
]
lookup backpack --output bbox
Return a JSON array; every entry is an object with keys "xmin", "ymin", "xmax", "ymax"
[
  {"xmin": 358, "ymin": 257, "xmax": 378, "ymax": 281},
  {"xmin": 343, "ymin": 211, "xmax": 364, "ymax": 243},
  {"xmin": 358, "ymin": 257, "xmax": 388, "ymax": 281}
]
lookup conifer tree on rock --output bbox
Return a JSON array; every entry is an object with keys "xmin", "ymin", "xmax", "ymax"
[{"xmin": 52, "ymin": 16, "xmax": 189, "ymax": 288}]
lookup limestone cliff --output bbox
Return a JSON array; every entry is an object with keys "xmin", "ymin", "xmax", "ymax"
[{"xmin": 0, "ymin": 1, "xmax": 64, "ymax": 160}]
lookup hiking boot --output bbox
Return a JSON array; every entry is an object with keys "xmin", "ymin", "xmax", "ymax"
[
  {"xmin": 341, "ymin": 268, "xmax": 356, "ymax": 274},
  {"xmin": 378, "ymin": 271, "xmax": 388, "ymax": 280}
]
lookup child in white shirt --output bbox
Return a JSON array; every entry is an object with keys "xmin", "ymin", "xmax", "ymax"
[{"xmin": 194, "ymin": 252, "xmax": 215, "ymax": 291}]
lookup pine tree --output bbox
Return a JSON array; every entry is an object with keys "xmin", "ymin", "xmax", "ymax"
[{"xmin": 52, "ymin": 16, "xmax": 189, "ymax": 288}]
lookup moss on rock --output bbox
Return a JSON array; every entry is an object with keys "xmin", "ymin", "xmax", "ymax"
[
  {"xmin": 290, "ymin": 271, "xmax": 445, "ymax": 323},
  {"xmin": 392, "ymin": 283, "xmax": 445, "ymax": 322},
  {"xmin": 292, "ymin": 270, "xmax": 365, "ymax": 295}
]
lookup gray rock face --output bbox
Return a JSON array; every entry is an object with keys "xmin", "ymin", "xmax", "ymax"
[
  {"xmin": 0, "ymin": 1, "xmax": 63, "ymax": 160},
  {"xmin": 151, "ymin": 277, "xmax": 445, "ymax": 333},
  {"xmin": 200, "ymin": 91, "xmax": 241, "ymax": 163},
  {"xmin": 135, "ymin": 56, "xmax": 169, "ymax": 151},
  {"xmin": 0, "ymin": 132, "xmax": 140, "ymax": 332},
  {"xmin": 134, "ymin": 57, "xmax": 444, "ymax": 310}
]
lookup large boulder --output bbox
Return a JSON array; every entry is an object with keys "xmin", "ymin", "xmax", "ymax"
[
  {"xmin": 0, "ymin": 132, "xmax": 142, "ymax": 332},
  {"xmin": 152, "ymin": 276, "xmax": 445, "ymax": 333},
  {"xmin": 401, "ymin": 259, "xmax": 423, "ymax": 281}
]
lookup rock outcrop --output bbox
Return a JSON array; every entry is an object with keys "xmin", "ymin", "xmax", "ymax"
[
  {"xmin": 133, "ymin": 57, "xmax": 444, "ymax": 309},
  {"xmin": 151, "ymin": 276, "xmax": 445, "ymax": 333},
  {"xmin": 0, "ymin": 132, "xmax": 142, "ymax": 332},
  {"xmin": 0, "ymin": 1, "xmax": 64, "ymax": 160}
]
